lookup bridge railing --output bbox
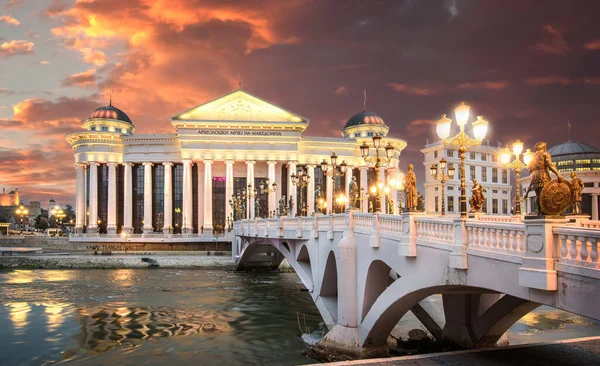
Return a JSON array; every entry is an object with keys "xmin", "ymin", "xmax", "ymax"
[
  {"xmin": 554, "ymin": 225, "xmax": 600, "ymax": 270},
  {"xmin": 466, "ymin": 221, "xmax": 526, "ymax": 258},
  {"xmin": 415, "ymin": 216, "xmax": 455, "ymax": 247}
]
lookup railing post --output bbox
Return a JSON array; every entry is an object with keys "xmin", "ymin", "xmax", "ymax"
[
  {"xmin": 370, "ymin": 214, "xmax": 380, "ymax": 248},
  {"xmin": 328, "ymin": 215, "xmax": 334, "ymax": 240},
  {"xmin": 449, "ymin": 218, "xmax": 468, "ymax": 269},
  {"xmin": 398, "ymin": 212, "xmax": 424, "ymax": 257},
  {"xmin": 313, "ymin": 215, "xmax": 319, "ymax": 239},
  {"xmin": 296, "ymin": 217, "xmax": 302, "ymax": 238},
  {"xmin": 279, "ymin": 217, "xmax": 284, "ymax": 237},
  {"xmin": 518, "ymin": 218, "xmax": 569, "ymax": 291}
]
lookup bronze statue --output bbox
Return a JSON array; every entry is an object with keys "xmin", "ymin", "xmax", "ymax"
[
  {"xmin": 403, "ymin": 164, "xmax": 418, "ymax": 211},
  {"xmin": 387, "ymin": 198, "xmax": 394, "ymax": 215},
  {"xmin": 469, "ymin": 179, "xmax": 485, "ymax": 213},
  {"xmin": 348, "ymin": 176, "xmax": 359, "ymax": 209},
  {"xmin": 524, "ymin": 141, "xmax": 569, "ymax": 216},
  {"xmin": 278, "ymin": 196, "xmax": 287, "ymax": 216},
  {"xmin": 288, "ymin": 195, "xmax": 294, "ymax": 217},
  {"xmin": 255, "ymin": 197, "xmax": 261, "ymax": 218},
  {"xmin": 570, "ymin": 171, "xmax": 584, "ymax": 214},
  {"xmin": 417, "ymin": 191, "xmax": 425, "ymax": 212}
]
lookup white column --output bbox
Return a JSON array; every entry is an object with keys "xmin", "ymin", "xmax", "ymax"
[
  {"xmin": 143, "ymin": 162, "xmax": 153, "ymax": 231},
  {"xmin": 203, "ymin": 160, "xmax": 213, "ymax": 233},
  {"xmin": 306, "ymin": 164, "xmax": 315, "ymax": 216},
  {"xmin": 225, "ymin": 160, "xmax": 234, "ymax": 223},
  {"xmin": 182, "ymin": 159, "xmax": 193, "ymax": 232},
  {"xmin": 197, "ymin": 162, "xmax": 204, "ymax": 232},
  {"xmin": 360, "ymin": 167, "xmax": 368, "ymax": 213},
  {"xmin": 163, "ymin": 162, "xmax": 173, "ymax": 232},
  {"xmin": 379, "ymin": 167, "xmax": 386, "ymax": 214},
  {"xmin": 326, "ymin": 172, "xmax": 333, "ymax": 215},
  {"xmin": 267, "ymin": 161, "xmax": 277, "ymax": 216},
  {"xmin": 123, "ymin": 163, "xmax": 133, "ymax": 233},
  {"xmin": 592, "ymin": 194, "xmax": 598, "ymax": 220},
  {"xmin": 246, "ymin": 161, "xmax": 255, "ymax": 219},
  {"xmin": 287, "ymin": 161, "xmax": 297, "ymax": 216},
  {"xmin": 345, "ymin": 166, "xmax": 353, "ymax": 210},
  {"xmin": 389, "ymin": 168, "xmax": 399, "ymax": 215},
  {"xmin": 107, "ymin": 162, "xmax": 117, "ymax": 234},
  {"xmin": 75, "ymin": 163, "xmax": 85, "ymax": 231},
  {"xmin": 88, "ymin": 162, "xmax": 99, "ymax": 231}
]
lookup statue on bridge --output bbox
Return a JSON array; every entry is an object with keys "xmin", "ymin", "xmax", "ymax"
[
  {"xmin": 417, "ymin": 191, "xmax": 425, "ymax": 211},
  {"xmin": 278, "ymin": 195, "xmax": 287, "ymax": 217},
  {"xmin": 288, "ymin": 195, "xmax": 294, "ymax": 217},
  {"xmin": 348, "ymin": 176, "xmax": 359, "ymax": 209},
  {"xmin": 255, "ymin": 197, "xmax": 261, "ymax": 218},
  {"xmin": 241, "ymin": 200, "xmax": 247, "ymax": 219},
  {"xmin": 403, "ymin": 164, "xmax": 418, "ymax": 211},
  {"xmin": 570, "ymin": 171, "xmax": 585, "ymax": 214},
  {"xmin": 524, "ymin": 141, "xmax": 571, "ymax": 216},
  {"xmin": 314, "ymin": 185, "xmax": 322, "ymax": 210},
  {"xmin": 469, "ymin": 179, "xmax": 485, "ymax": 213}
]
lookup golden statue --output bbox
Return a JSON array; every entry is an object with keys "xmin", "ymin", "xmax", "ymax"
[
  {"xmin": 469, "ymin": 179, "xmax": 485, "ymax": 213},
  {"xmin": 570, "ymin": 171, "xmax": 585, "ymax": 214},
  {"xmin": 403, "ymin": 164, "xmax": 418, "ymax": 211},
  {"xmin": 524, "ymin": 141, "xmax": 571, "ymax": 216}
]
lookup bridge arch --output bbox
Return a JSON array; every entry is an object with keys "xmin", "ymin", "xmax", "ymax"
[
  {"xmin": 296, "ymin": 244, "xmax": 313, "ymax": 290},
  {"xmin": 319, "ymin": 250, "xmax": 339, "ymax": 323}
]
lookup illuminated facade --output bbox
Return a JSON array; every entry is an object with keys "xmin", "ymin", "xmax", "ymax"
[
  {"xmin": 519, "ymin": 141, "xmax": 600, "ymax": 219},
  {"xmin": 66, "ymin": 89, "xmax": 407, "ymax": 239},
  {"xmin": 422, "ymin": 141, "xmax": 513, "ymax": 215}
]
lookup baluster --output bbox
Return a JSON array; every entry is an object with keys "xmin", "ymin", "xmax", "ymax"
[
  {"xmin": 508, "ymin": 230, "xmax": 515, "ymax": 251},
  {"xmin": 490, "ymin": 228, "xmax": 497, "ymax": 249},
  {"xmin": 482, "ymin": 227, "xmax": 489, "ymax": 247},
  {"xmin": 568, "ymin": 235, "xmax": 577, "ymax": 264},
  {"xmin": 478, "ymin": 227, "xmax": 484, "ymax": 247},
  {"xmin": 589, "ymin": 238, "xmax": 598, "ymax": 268},
  {"xmin": 580, "ymin": 236, "xmax": 589, "ymax": 264}
]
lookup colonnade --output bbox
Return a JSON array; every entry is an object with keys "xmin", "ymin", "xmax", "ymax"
[{"xmin": 74, "ymin": 160, "xmax": 398, "ymax": 235}]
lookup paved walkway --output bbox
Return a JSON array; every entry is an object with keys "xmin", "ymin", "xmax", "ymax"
[{"xmin": 326, "ymin": 337, "xmax": 600, "ymax": 366}]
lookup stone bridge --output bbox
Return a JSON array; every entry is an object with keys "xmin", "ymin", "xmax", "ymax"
[{"xmin": 233, "ymin": 212, "xmax": 600, "ymax": 357}]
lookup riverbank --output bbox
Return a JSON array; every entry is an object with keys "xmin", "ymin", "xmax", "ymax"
[{"xmin": 0, "ymin": 253, "xmax": 236, "ymax": 269}]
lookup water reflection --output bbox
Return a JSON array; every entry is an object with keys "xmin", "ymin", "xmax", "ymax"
[{"xmin": 6, "ymin": 302, "xmax": 31, "ymax": 329}]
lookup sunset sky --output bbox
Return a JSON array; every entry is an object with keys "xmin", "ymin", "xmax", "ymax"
[{"xmin": 1, "ymin": 0, "xmax": 600, "ymax": 206}]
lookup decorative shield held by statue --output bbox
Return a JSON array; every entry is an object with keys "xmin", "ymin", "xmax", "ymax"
[{"xmin": 540, "ymin": 179, "xmax": 573, "ymax": 216}]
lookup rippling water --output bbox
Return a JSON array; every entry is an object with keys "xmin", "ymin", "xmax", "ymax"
[{"xmin": 1, "ymin": 269, "xmax": 599, "ymax": 365}]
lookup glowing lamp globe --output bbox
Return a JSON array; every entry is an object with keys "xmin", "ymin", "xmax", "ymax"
[
  {"xmin": 523, "ymin": 149, "xmax": 534, "ymax": 166},
  {"xmin": 454, "ymin": 102, "xmax": 471, "ymax": 127},
  {"xmin": 436, "ymin": 114, "xmax": 452, "ymax": 140},
  {"xmin": 500, "ymin": 148, "xmax": 512, "ymax": 165},
  {"xmin": 512, "ymin": 140, "xmax": 524, "ymax": 156},
  {"xmin": 472, "ymin": 116, "xmax": 489, "ymax": 140}
]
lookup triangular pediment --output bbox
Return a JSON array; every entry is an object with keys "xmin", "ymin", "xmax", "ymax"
[{"xmin": 170, "ymin": 90, "xmax": 308, "ymax": 124}]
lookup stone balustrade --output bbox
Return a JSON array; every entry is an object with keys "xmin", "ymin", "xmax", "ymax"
[
  {"xmin": 415, "ymin": 216, "xmax": 455, "ymax": 247},
  {"xmin": 554, "ymin": 226, "xmax": 600, "ymax": 270},
  {"xmin": 466, "ymin": 221, "xmax": 526, "ymax": 258}
]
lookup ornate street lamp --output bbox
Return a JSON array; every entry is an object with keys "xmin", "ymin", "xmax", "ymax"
[
  {"xmin": 15, "ymin": 205, "xmax": 29, "ymax": 233},
  {"xmin": 259, "ymin": 179, "xmax": 277, "ymax": 218},
  {"xmin": 291, "ymin": 167, "xmax": 311, "ymax": 216},
  {"xmin": 316, "ymin": 197, "xmax": 327, "ymax": 214},
  {"xmin": 360, "ymin": 134, "xmax": 395, "ymax": 212},
  {"xmin": 335, "ymin": 193, "xmax": 348, "ymax": 214},
  {"xmin": 500, "ymin": 141, "xmax": 534, "ymax": 215},
  {"xmin": 321, "ymin": 152, "xmax": 347, "ymax": 211},
  {"xmin": 430, "ymin": 157, "xmax": 456, "ymax": 216},
  {"xmin": 435, "ymin": 102, "xmax": 489, "ymax": 218}
]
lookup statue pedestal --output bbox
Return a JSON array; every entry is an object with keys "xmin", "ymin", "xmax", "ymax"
[
  {"xmin": 565, "ymin": 214, "xmax": 590, "ymax": 225},
  {"xmin": 468, "ymin": 212, "xmax": 485, "ymax": 220}
]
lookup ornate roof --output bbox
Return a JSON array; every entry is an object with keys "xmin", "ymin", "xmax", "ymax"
[
  {"xmin": 548, "ymin": 141, "xmax": 600, "ymax": 157},
  {"xmin": 344, "ymin": 111, "xmax": 386, "ymax": 129},
  {"xmin": 89, "ymin": 105, "xmax": 133, "ymax": 124}
]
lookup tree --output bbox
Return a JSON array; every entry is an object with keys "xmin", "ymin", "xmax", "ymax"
[
  {"xmin": 34, "ymin": 215, "xmax": 49, "ymax": 230},
  {"xmin": 64, "ymin": 204, "xmax": 75, "ymax": 223}
]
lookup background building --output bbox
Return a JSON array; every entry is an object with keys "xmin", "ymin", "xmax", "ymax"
[
  {"xmin": 0, "ymin": 188, "xmax": 19, "ymax": 206},
  {"xmin": 422, "ymin": 141, "xmax": 513, "ymax": 215},
  {"xmin": 66, "ymin": 89, "xmax": 407, "ymax": 241},
  {"xmin": 519, "ymin": 141, "xmax": 600, "ymax": 219}
]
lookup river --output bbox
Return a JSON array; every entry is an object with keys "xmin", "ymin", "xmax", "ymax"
[{"xmin": 1, "ymin": 269, "xmax": 599, "ymax": 365}]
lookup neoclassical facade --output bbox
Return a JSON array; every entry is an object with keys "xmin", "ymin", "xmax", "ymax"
[{"xmin": 66, "ymin": 89, "xmax": 407, "ymax": 238}]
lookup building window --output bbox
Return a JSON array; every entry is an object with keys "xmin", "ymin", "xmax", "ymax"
[
  {"xmin": 502, "ymin": 169, "xmax": 508, "ymax": 184},
  {"xmin": 492, "ymin": 198, "xmax": 498, "ymax": 214},
  {"xmin": 470, "ymin": 152, "xmax": 476, "ymax": 160},
  {"xmin": 470, "ymin": 166, "xmax": 476, "ymax": 181},
  {"xmin": 354, "ymin": 132, "xmax": 361, "ymax": 138},
  {"xmin": 447, "ymin": 149, "xmax": 454, "ymax": 157},
  {"xmin": 448, "ymin": 186, "xmax": 454, "ymax": 190},
  {"xmin": 492, "ymin": 168, "xmax": 498, "ymax": 183},
  {"xmin": 492, "ymin": 189, "xmax": 498, "ymax": 194},
  {"xmin": 447, "ymin": 196, "xmax": 454, "ymax": 212},
  {"xmin": 557, "ymin": 160, "xmax": 574, "ymax": 172},
  {"xmin": 482, "ymin": 167, "xmax": 487, "ymax": 182},
  {"xmin": 481, "ymin": 154, "xmax": 487, "ymax": 161},
  {"xmin": 584, "ymin": 182, "xmax": 594, "ymax": 187},
  {"xmin": 503, "ymin": 190, "xmax": 508, "ymax": 195},
  {"xmin": 434, "ymin": 187, "xmax": 438, "ymax": 191},
  {"xmin": 491, "ymin": 154, "xmax": 497, "ymax": 162},
  {"xmin": 152, "ymin": 165, "xmax": 165, "ymax": 232},
  {"xmin": 367, "ymin": 132, "xmax": 374, "ymax": 137},
  {"xmin": 97, "ymin": 164, "xmax": 108, "ymax": 234},
  {"xmin": 172, "ymin": 164, "xmax": 183, "ymax": 234},
  {"xmin": 101, "ymin": 126, "xmax": 109, "ymax": 132},
  {"xmin": 502, "ymin": 199, "xmax": 508, "ymax": 214},
  {"xmin": 132, "ymin": 164, "xmax": 145, "ymax": 234},
  {"xmin": 435, "ymin": 196, "xmax": 439, "ymax": 212},
  {"xmin": 213, "ymin": 177, "xmax": 226, "ymax": 233},
  {"xmin": 434, "ymin": 151, "xmax": 438, "ymax": 158},
  {"xmin": 575, "ymin": 159, "xmax": 591, "ymax": 170}
]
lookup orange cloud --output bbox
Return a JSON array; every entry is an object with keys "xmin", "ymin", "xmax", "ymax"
[
  {"xmin": 40, "ymin": 60, "xmax": 49, "ymax": 64},
  {"xmin": 0, "ymin": 40, "xmax": 34, "ymax": 57},
  {"xmin": 585, "ymin": 40, "xmax": 600, "ymax": 50},
  {"xmin": 457, "ymin": 81, "xmax": 509, "ymax": 90},
  {"xmin": 388, "ymin": 83, "xmax": 443, "ymax": 96},
  {"xmin": 334, "ymin": 86, "xmax": 349, "ymax": 95},
  {"xmin": 61, "ymin": 68, "xmax": 96, "ymax": 87},
  {"xmin": 406, "ymin": 119, "xmax": 436, "ymax": 137},
  {"xmin": 534, "ymin": 25, "xmax": 569, "ymax": 54},
  {"xmin": 389, "ymin": 81, "xmax": 509, "ymax": 95},
  {"xmin": 81, "ymin": 48, "xmax": 108, "ymax": 66},
  {"xmin": 0, "ymin": 15, "xmax": 20, "ymax": 26},
  {"xmin": 4, "ymin": 0, "xmax": 23, "ymax": 9}
]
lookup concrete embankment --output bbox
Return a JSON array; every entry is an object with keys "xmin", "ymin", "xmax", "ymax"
[
  {"xmin": 0, "ymin": 253, "xmax": 236, "ymax": 269},
  {"xmin": 0, "ymin": 236, "xmax": 83, "ymax": 251},
  {"xmin": 324, "ymin": 336, "xmax": 600, "ymax": 365}
]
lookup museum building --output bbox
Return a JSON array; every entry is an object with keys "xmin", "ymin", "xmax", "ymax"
[{"xmin": 66, "ymin": 89, "xmax": 407, "ymax": 238}]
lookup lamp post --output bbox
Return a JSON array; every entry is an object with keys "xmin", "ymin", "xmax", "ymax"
[
  {"xmin": 335, "ymin": 193, "xmax": 348, "ymax": 214},
  {"xmin": 15, "ymin": 205, "xmax": 29, "ymax": 233},
  {"xmin": 259, "ymin": 179, "xmax": 277, "ymax": 218},
  {"xmin": 430, "ymin": 158, "xmax": 456, "ymax": 216},
  {"xmin": 360, "ymin": 134, "xmax": 395, "ymax": 212},
  {"xmin": 291, "ymin": 168, "xmax": 311, "ymax": 216},
  {"xmin": 435, "ymin": 102, "xmax": 489, "ymax": 218},
  {"xmin": 245, "ymin": 184, "xmax": 258, "ymax": 219},
  {"xmin": 500, "ymin": 141, "xmax": 534, "ymax": 215},
  {"xmin": 321, "ymin": 153, "xmax": 347, "ymax": 212},
  {"xmin": 316, "ymin": 197, "xmax": 327, "ymax": 214}
]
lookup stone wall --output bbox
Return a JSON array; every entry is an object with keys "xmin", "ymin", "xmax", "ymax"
[{"xmin": 0, "ymin": 236, "xmax": 84, "ymax": 251}]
